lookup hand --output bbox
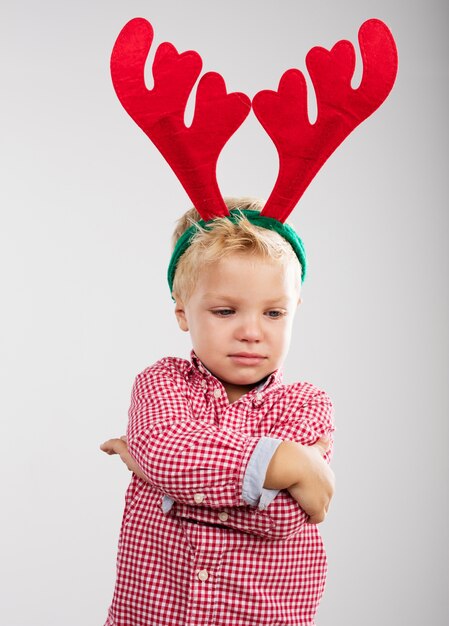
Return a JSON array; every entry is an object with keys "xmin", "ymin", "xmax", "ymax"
[
  {"xmin": 287, "ymin": 437, "xmax": 335, "ymax": 524},
  {"xmin": 100, "ymin": 436, "xmax": 149, "ymax": 481}
]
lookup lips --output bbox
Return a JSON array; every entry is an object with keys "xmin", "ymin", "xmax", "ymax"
[{"xmin": 229, "ymin": 353, "xmax": 267, "ymax": 366}]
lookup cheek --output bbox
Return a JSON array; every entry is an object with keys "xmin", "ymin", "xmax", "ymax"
[
  {"xmin": 193, "ymin": 313, "xmax": 221, "ymax": 339},
  {"xmin": 274, "ymin": 322, "xmax": 293, "ymax": 348}
]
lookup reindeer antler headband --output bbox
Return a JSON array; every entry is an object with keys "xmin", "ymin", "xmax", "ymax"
[{"xmin": 110, "ymin": 17, "xmax": 398, "ymax": 295}]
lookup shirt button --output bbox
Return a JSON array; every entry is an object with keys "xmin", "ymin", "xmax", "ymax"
[
  {"xmin": 213, "ymin": 388, "xmax": 222, "ymax": 398},
  {"xmin": 218, "ymin": 511, "xmax": 229, "ymax": 522},
  {"xmin": 201, "ymin": 380, "xmax": 207, "ymax": 388},
  {"xmin": 197, "ymin": 569, "xmax": 209, "ymax": 582},
  {"xmin": 256, "ymin": 392, "xmax": 263, "ymax": 401},
  {"xmin": 194, "ymin": 493, "xmax": 205, "ymax": 504}
]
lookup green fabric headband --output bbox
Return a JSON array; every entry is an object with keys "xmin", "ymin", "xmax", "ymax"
[{"xmin": 167, "ymin": 209, "xmax": 307, "ymax": 300}]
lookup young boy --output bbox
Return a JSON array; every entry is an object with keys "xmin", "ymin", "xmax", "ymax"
[{"xmin": 101, "ymin": 198, "xmax": 335, "ymax": 626}]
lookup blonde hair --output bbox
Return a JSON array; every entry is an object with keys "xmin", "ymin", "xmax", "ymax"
[{"xmin": 171, "ymin": 197, "xmax": 302, "ymax": 303}]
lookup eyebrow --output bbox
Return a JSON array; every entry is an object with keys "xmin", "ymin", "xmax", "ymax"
[{"xmin": 201, "ymin": 293, "xmax": 289, "ymax": 305}]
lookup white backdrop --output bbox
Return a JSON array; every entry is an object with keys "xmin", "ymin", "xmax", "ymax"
[{"xmin": 1, "ymin": 1, "xmax": 448, "ymax": 624}]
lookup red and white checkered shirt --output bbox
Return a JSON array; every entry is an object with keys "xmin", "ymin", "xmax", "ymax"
[{"xmin": 104, "ymin": 350, "xmax": 334, "ymax": 626}]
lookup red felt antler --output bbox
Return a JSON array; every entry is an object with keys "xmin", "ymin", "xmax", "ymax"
[
  {"xmin": 253, "ymin": 19, "xmax": 398, "ymax": 222},
  {"xmin": 110, "ymin": 18, "xmax": 251, "ymax": 220}
]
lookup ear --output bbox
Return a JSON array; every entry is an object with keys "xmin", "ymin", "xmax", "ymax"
[{"xmin": 174, "ymin": 298, "xmax": 189, "ymax": 332}]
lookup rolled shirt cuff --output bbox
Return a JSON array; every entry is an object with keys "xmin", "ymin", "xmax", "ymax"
[
  {"xmin": 162, "ymin": 495, "xmax": 175, "ymax": 513},
  {"xmin": 242, "ymin": 436, "xmax": 283, "ymax": 510}
]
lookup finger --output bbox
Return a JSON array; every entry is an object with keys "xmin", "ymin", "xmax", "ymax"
[
  {"xmin": 319, "ymin": 436, "xmax": 330, "ymax": 448},
  {"xmin": 100, "ymin": 439, "xmax": 116, "ymax": 450},
  {"xmin": 100, "ymin": 439, "xmax": 125, "ymax": 455},
  {"xmin": 307, "ymin": 511, "xmax": 325, "ymax": 524}
]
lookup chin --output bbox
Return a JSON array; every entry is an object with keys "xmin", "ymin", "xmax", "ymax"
[{"xmin": 227, "ymin": 372, "xmax": 265, "ymax": 385}]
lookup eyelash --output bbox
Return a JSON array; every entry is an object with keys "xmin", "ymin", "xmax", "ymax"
[{"xmin": 212, "ymin": 309, "xmax": 286, "ymax": 319}]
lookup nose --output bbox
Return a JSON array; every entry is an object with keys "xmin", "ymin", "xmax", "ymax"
[{"xmin": 235, "ymin": 313, "xmax": 263, "ymax": 342}]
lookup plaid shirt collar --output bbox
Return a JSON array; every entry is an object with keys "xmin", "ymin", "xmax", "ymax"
[{"xmin": 189, "ymin": 349, "xmax": 284, "ymax": 402}]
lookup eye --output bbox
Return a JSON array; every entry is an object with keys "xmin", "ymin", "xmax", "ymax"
[
  {"xmin": 212, "ymin": 309, "xmax": 235, "ymax": 317},
  {"xmin": 265, "ymin": 310, "xmax": 285, "ymax": 319}
]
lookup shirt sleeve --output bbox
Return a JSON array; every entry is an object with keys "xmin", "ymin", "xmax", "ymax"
[
  {"xmin": 126, "ymin": 364, "xmax": 263, "ymax": 509},
  {"xmin": 161, "ymin": 429, "xmax": 283, "ymax": 514},
  {"xmin": 161, "ymin": 436, "xmax": 282, "ymax": 514}
]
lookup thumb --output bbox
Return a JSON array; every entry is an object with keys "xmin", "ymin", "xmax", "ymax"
[{"xmin": 313, "ymin": 436, "xmax": 331, "ymax": 456}]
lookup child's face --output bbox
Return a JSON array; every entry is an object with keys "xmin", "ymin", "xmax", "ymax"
[{"xmin": 175, "ymin": 253, "xmax": 301, "ymax": 402}]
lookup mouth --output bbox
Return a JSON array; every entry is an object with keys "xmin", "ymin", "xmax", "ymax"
[{"xmin": 229, "ymin": 353, "xmax": 267, "ymax": 365}]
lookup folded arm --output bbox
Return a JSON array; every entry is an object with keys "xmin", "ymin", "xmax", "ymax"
[
  {"xmin": 101, "ymin": 364, "xmax": 335, "ymax": 538},
  {"xmin": 122, "ymin": 363, "xmax": 267, "ymax": 509}
]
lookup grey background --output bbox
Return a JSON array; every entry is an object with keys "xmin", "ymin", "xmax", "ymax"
[{"xmin": 1, "ymin": 0, "xmax": 447, "ymax": 624}]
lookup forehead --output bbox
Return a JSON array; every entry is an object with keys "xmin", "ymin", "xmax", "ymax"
[{"xmin": 194, "ymin": 254, "xmax": 299, "ymax": 301}]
